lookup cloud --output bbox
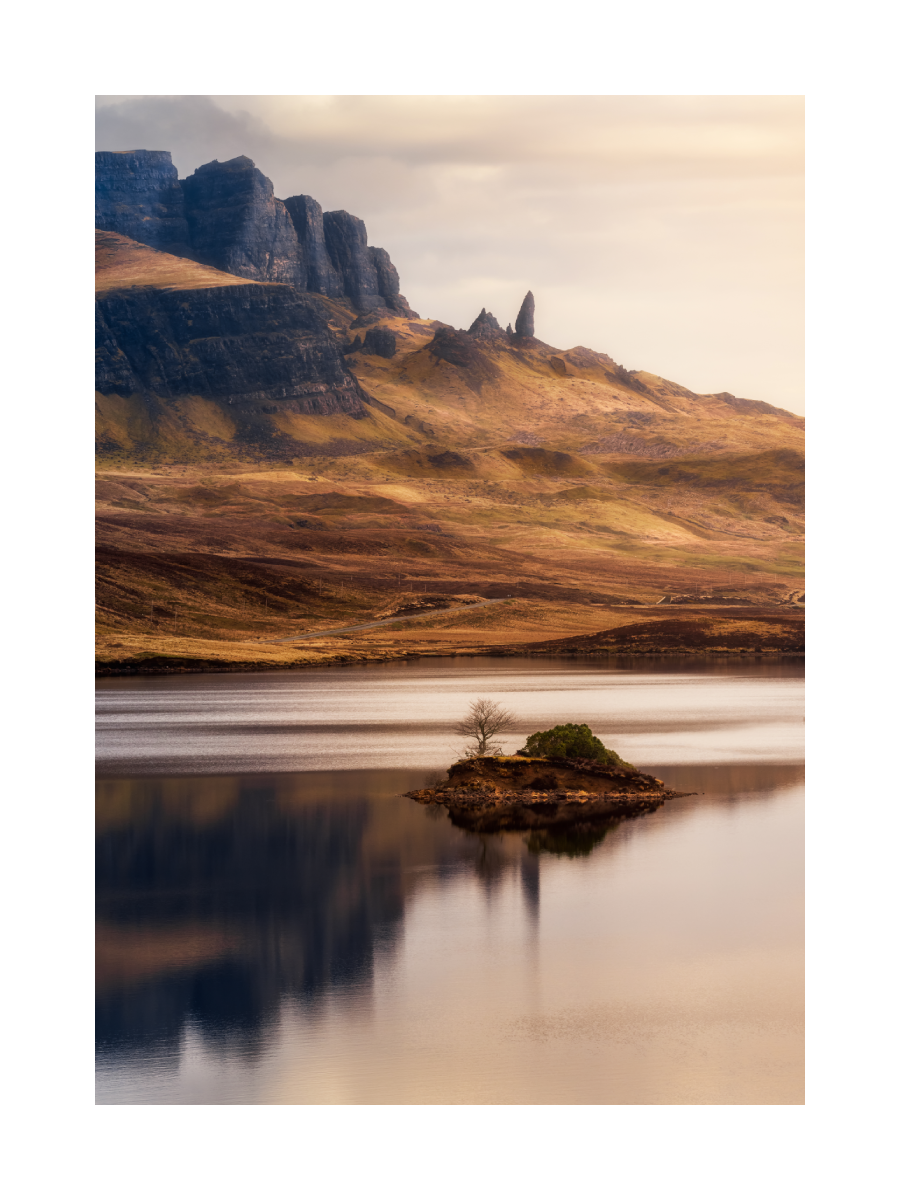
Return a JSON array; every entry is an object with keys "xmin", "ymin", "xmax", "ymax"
[{"xmin": 96, "ymin": 95, "xmax": 804, "ymax": 412}]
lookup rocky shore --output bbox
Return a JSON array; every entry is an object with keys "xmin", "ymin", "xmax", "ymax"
[{"xmin": 406, "ymin": 755, "xmax": 682, "ymax": 833}]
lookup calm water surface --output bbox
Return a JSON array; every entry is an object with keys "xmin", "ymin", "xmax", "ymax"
[{"xmin": 96, "ymin": 658, "xmax": 804, "ymax": 1104}]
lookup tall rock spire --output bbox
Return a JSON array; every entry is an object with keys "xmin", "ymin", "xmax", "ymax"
[{"xmin": 514, "ymin": 291, "xmax": 535, "ymax": 338}]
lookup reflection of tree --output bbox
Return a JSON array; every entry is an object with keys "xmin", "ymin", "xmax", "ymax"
[
  {"xmin": 99, "ymin": 761, "xmax": 793, "ymax": 1070},
  {"xmin": 466, "ymin": 832, "xmax": 520, "ymax": 908},
  {"xmin": 520, "ymin": 855, "xmax": 539, "ymax": 925},
  {"xmin": 525, "ymin": 825, "xmax": 616, "ymax": 858}
]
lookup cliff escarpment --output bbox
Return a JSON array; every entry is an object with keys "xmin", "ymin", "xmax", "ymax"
[
  {"xmin": 282, "ymin": 195, "xmax": 344, "ymax": 297},
  {"xmin": 95, "ymin": 150, "xmax": 192, "ymax": 257},
  {"xmin": 181, "ymin": 156, "xmax": 306, "ymax": 288},
  {"xmin": 95, "ymin": 231, "xmax": 379, "ymax": 456},
  {"xmin": 96, "ymin": 151, "xmax": 416, "ymax": 317},
  {"xmin": 96, "ymin": 283, "xmax": 365, "ymax": 414}
]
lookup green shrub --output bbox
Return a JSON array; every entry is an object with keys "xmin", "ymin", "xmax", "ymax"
[{"xmin": 518, "ymin": 723, "xmax": 633, "ymax": 770}]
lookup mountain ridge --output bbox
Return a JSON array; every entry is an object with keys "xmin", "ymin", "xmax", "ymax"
[
  {"xmin": 95, "ymin": 150, "xmax": 803, "ymax": 673},
  {"xmin": 96, "ymin": 150, "xmax": 415, "ymax": 315}
]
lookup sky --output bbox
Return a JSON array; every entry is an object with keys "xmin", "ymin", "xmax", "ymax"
[{"xmin": 96, "ymin": 96, "xmax": 804, "ymax": 414}]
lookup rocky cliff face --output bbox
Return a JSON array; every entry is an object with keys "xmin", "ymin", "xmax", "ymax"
[
  {"xmin": 361, "ymin": 327, "xmax": 397, "ymax": 358},
  {"xmin": 322, "ymin": 210, "xmax": 385, "ymax": 311},
  {"xmin": 369, "ymin": 246, "xmax": 413, "ymax": 315},
  {"xmin": 96, "ymin": 151, "xmax": 415, "ymax": 315},
  {"xmin": 96, "ymin": 282, "xmax": 368, "ymax": 436},
  {"xmin": 283, "ymin": 195, "xmax": 344, "ymax": 297},
  {"xmin": 425, "ymin": 325, "xmax": 502, "ymax": 393},
  {"xmin": 181, "ymin": 157, "xmax": 306, "ymax": 288},
  {"xmin": 95, "ymin": 150, "xmax": 191, "ymax": 257}
]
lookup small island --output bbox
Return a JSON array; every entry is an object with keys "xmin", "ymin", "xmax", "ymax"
[{"xmin": 406, "ymin": 720, "xmax": 683, "ymax": 834}]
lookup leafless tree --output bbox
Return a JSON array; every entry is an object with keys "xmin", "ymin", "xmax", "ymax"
[{"xmin": 454, "ymin": 697, "xmax": 517, "ymax": 758}]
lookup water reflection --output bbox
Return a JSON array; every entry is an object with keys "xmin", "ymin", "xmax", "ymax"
[
  {"xmin": 96, "ymin": 761, "xmax": 802, "ymax": 1081},
  {"xmin": 97, "ymin": 657, "xmax": 803, "ymax": 1103},
  {"xmin": 99, "ymin": 773, "xmax": 391, "ymax": 1061},
  {"xmin": 525, "ymin": 826, "xmax": 615, "ymax": 858},
  {"xmin": 97, "ymin": 771, "xmax": 504, "ymax": 1063}
]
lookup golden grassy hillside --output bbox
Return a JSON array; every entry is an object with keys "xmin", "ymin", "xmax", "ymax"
[
  {"xmin": 96, "ymin": 238, "xmax": 803, "ymax": 672},
  {"xmin": 343, "ymin": 313, "xmax": 803, "ymax": 461},
  {"xmin": 95, "ymin": 230, "xmax": 265, "ymax": 294},
  {"xmin": 95, "ymin": 458, "xmax": 803, "ymax": 674}
]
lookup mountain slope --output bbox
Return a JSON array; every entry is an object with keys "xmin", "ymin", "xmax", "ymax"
[{"xmin": 95, "ymin": 170, "xmax": 803, "ymax": 673}]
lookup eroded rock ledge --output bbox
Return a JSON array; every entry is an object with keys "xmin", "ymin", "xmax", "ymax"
[{"xmin": 406, "ymin": 755, "xmax": 680, "ymax": 833}]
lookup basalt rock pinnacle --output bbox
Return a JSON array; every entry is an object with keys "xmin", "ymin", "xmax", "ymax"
[
  {"xmin": 515, "ymin": 290, "xmax": 535, "ymax": 338},
  {"xmin": 467, "ymin": 308, "xmax": 504, "ymax": 339}
]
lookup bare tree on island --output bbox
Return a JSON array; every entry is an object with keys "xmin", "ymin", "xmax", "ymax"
[{"xmin": 454, "ymin": 697, "xmax": 517, "ymax": 758}]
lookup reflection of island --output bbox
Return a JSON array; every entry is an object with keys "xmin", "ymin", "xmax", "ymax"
[{"xmin": 96, "ymin": 761, "xmax": 803, "ymax": 1067}]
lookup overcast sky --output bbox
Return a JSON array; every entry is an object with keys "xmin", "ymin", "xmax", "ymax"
[{"xmin": 96, "ymin": 96, "xmax": 804, "ymax": 413}]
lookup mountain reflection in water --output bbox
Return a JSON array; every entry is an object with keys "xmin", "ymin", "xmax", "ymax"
[
  {"xmin": 97, "ymin": 659, "xmax": 803, "ymax": 1104},
  {"xmin": 96, "ymin": 760, "xmax": 802, "ymax": 1089}
]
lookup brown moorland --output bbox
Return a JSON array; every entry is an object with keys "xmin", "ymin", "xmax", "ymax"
[{"xmin": 96, "ymin": 237, "xmax": 803, "ymax": 673}]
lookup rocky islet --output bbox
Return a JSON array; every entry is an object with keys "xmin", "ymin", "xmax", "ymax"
[{"xmin": 406, "ymin": 754, "xmax": 679, "ymax": 833}]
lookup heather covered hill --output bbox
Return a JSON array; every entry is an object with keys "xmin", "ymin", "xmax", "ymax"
[
  {"xmin": 95, "ymin": 151, "xmax": 803, "ymax": 674},
  {"xmin": 341, "ymin": 306, "xmax": 803, "ymax": 458}
]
